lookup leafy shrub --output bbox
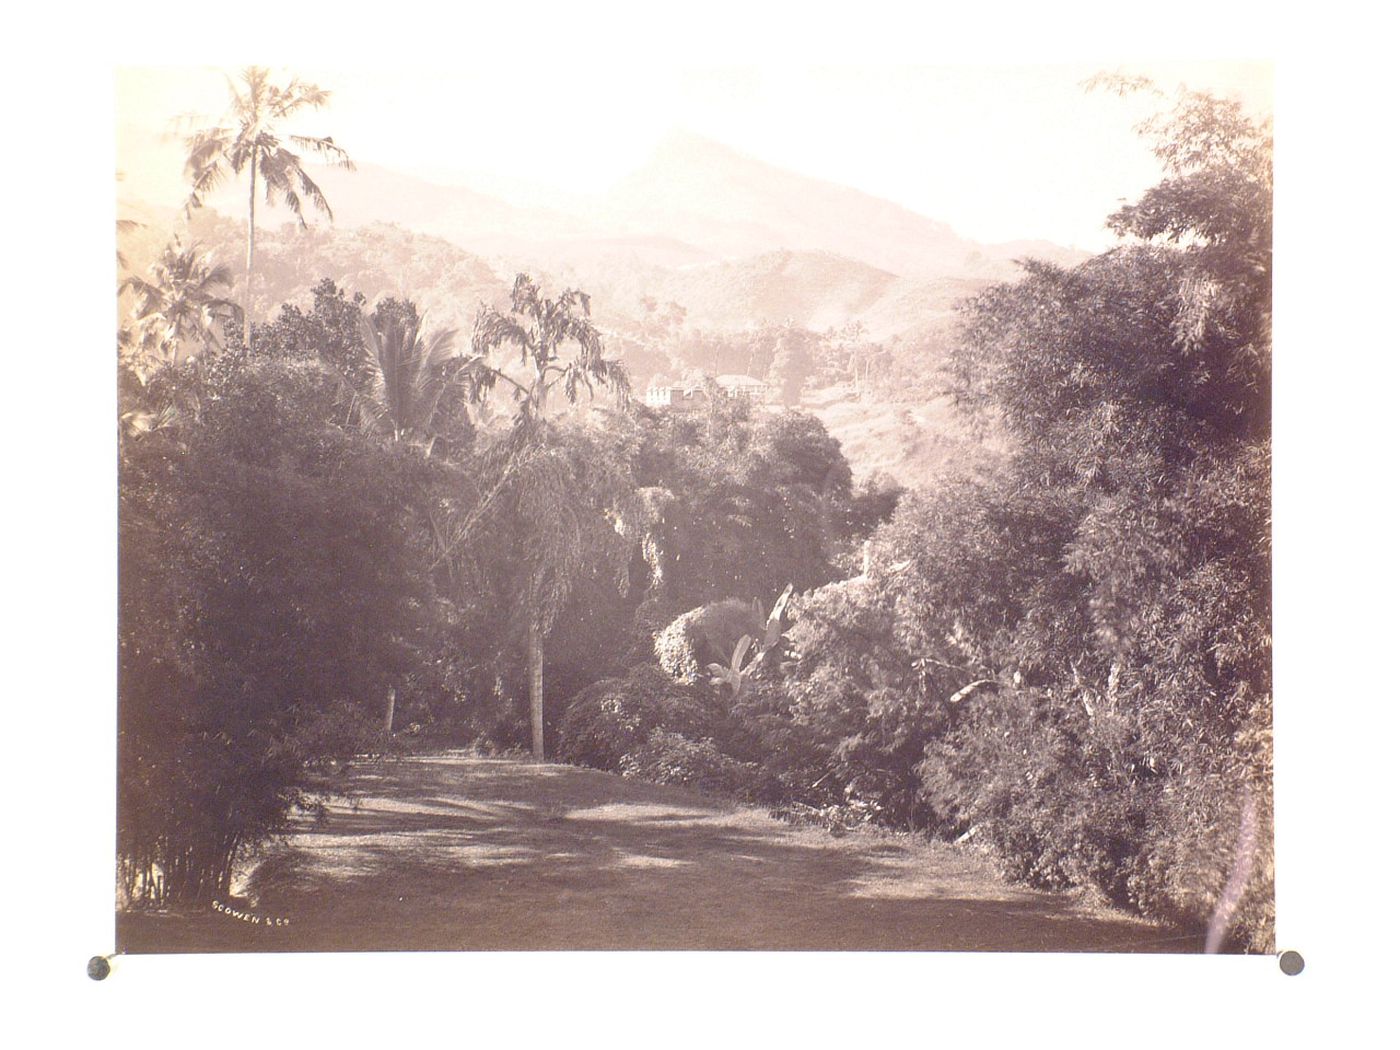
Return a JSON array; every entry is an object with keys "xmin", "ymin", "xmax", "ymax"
[
  {"xmin": 918, "ymin": 681, "xmax": 1273, "ymax": 950},
  {"xmin": 620, "ymin": 730, "xmax": 759, "ymax": 797},
  {"xmin": 781, "ymin": 566, "xmax": 959, "ymax": 829},
  {"xmin": 717, "ymin": 680, "xmax": 837, "ymax": 808},
  {"xmin": 654, "ymin": 599, "xmax": 765, "ymax": 683},
  {"xmin": 919, "ymin": 685, "xmax": 1151, "ymax": 899},
  {"xmin": 557, "ymin": 665, "xmax": 719, "ymax": 771}
]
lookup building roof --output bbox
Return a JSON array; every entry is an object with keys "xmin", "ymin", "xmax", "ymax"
[{"xmin": 644, "ymin": 374, "xmax": 770, "ymax": 404}]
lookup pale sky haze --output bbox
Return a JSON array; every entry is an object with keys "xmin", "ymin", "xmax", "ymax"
[{"xmin": 117, "ymin": 61, "xmax": 1272, "ymax": 252}]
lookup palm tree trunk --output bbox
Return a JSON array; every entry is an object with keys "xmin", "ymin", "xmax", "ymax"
[
  {"xmin": 527, "ymin": 617, "xmax": 544, "ymax": 760},
  {"xmin": 244, "ymin": 154, "xmax": 257, "ymax": 345}
]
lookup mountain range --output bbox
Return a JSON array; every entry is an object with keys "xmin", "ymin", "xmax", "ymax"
[
  {"xmin": 123, "ymin": 130, "xmax": 1083, "ymax": 330},
  {"xmin": 119, "ymin": 129, "xmax": 1087, "ymax": 485}
]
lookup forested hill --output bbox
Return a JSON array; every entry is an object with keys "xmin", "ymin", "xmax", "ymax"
[
  {"xmin": 115, "ymin": 132, "xmax": 1087, "ymax": 490},
  {"xmin": 115, "ymin": 208, "xmax": 997, "ymax": 488},
  {"xmin": 117, "ymin": 128, "xmax": 1089, "ymax": 343},
  {"xmin": 118, "ymin": 203, "xmax": 985, "ymax": 343},
  {"xmin": 118, "ymin": 209, "xmax": 513, "ymax": 340}
]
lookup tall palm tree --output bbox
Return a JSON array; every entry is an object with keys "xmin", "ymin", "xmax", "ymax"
[
  {"xmin": 121, "ymin": 239, "xmax": 242, "ymax": 379},
  {"xmin": 182, "ymin": 67, "xmax": 354, "ymax": 343},
  {"xmin": 465, "ymin": 274, "xmax": 631, "ymax": 759}
]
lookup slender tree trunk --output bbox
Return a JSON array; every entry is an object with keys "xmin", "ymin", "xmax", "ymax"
[
  {"xmin": 244, "ymin": 154, "xmax": 257, "ymax": 345},
  {"xmin": 527, "ymin": 616, "xmax": 544, "ymax": 761},
  {"xmin": 534, "ymin": 364, "xmax": 549, "ymax": 420},
  {"xmin": 383, "ymin": 687, "xmax": 396, "ymax": 735}
]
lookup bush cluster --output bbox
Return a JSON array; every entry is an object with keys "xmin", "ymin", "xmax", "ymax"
[
  {"xmin": 619, "ymin": 732, "xmax": 758, "ymax": 796},
  {"xmin": 557, "ymin": 665, "xmax": 719, "ymax": 771},
  {"xmin": 119, "ymin": 348, "xmax": 429, "ymax": 906}
]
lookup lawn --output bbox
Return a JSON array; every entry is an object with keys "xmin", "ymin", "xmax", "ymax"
[{"xmin": 117, "ymin": 751, "xmax": 1194, "ymax": 953}]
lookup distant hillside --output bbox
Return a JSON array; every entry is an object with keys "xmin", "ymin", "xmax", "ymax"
[
  {"xmin": 598, "ymin": 133, "xmax": 1011, "ymax": 281},
  {"xmin": 115, "ymin": 129, "xmax": 1074, "ymax": 490},
  {"xmin": 855, "ymin": 274, "xmax": 990, "ymax": 341},
  {"xmin": 170, "ymin": 131, "xmax": 1086, "ymax": 282},
  {"xmin": 550, "ymin": 250, "xmax": 999, "ymax": 342},
  {"xmin": 565, "ymin": 249, "xmax": 898, "ymax": 335},
  {"xmin": 122, "ymin": 211, "xmax": 515, "ymax": 337},
  {"xmin": 800, "ymin": 383, "xmax": 1007, "ymax": 491}
]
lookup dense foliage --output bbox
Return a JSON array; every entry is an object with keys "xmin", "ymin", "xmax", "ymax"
[
  {"xmin": 556, "ymin": 85, "xmax": 1274, "ymax": 950},
  {"xmin": 118, "ymin": 337, "xmax": 431, "ymax": 906},
  {"xmin": 924, "ymin": 82, "xmax": 1273, "ymax": 944},
  {"xmin": 117, "ymin": 264, "xmax": 872, "ymax": 901}
]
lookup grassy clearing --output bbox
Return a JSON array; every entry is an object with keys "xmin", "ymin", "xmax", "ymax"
[{"xmin": 118, "ymin": 751, "xmax": 1194, "ymax": 953}]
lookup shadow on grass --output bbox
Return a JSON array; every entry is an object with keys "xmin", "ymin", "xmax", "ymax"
[{"xmin": 118, "ymin": 753, "xmax": 1199, "ymax": 954}]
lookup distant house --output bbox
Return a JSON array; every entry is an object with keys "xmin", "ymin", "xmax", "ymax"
[
  {"xmin": 643, "ymin": 383, "xmax": 706, "ymax": 410},
  {"xmin": 643, "ymin": 373, "xmax": 772, "ymax": 410},
  {"xmin": 714, "ymin": 374, "xmax": 771, "ymax": 402}
]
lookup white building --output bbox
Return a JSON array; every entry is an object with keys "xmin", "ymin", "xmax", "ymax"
[{"xmin": 643, "ymin": 374, "xmax": 772, "ymax": 410}]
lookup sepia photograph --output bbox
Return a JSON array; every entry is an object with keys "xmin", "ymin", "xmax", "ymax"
[
  {"xmin": 110, "ymin": 55, "xmax": 1278, "ymax": 959},
  {"xmin": 14, "ymin": 0, "xmax": 1400, "ymax": 1040}
]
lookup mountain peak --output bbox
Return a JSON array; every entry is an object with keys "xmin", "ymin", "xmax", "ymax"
[
  {"xmin": 649, "ymin": 130, "xmax": 755, "ymax": 167},
  {"xmin": 604, "ymin": 130, "xmax": 976, "ymax": 276}
]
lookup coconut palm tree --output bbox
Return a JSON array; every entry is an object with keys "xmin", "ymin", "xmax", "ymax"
[
  {"xmin": 121, "ymin": 239, "xmax": 242, "ymax": 379},
  {"xmin": 464, "ymin": 274, "xmax": 632, "ymax": 759},
  {"xmin": 181, "ymin": 67, "xmax": 353, "ymax": 343}
]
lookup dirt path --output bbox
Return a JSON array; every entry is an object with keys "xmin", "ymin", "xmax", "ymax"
[{"xmin": 118, "ymin": 752, "xmax": 1195, "ymax": 953}]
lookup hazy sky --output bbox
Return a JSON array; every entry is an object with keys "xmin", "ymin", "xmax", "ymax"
[{"xmin": 118, "ymin": 61, "xmax": 1270, "ymax": 252}]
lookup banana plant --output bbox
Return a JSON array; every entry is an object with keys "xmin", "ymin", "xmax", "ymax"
[
  {"xmin": 758, "ymin": 583, "xmax": 795, "ymax": 659},
  {"xmin": 707, "ymin": 635, "xmax": 752, "ymax": 696},
  {"xmin": 706, "ymin": 584, "xmax": 795, "ymax": 698}
]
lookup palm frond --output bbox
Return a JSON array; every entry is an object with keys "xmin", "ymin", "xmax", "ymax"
[
  {"xmin": 121, "ymin": 275, "xmax": 161, "ymax": 310},
  {"xmin": 268, "ymin": 78, "xmax": 332, "ymax": 120},
  {"xmin": 555, "ymin": 312, "xmax": 605, "ymax": 364},
  {"xmin": 257, "ymin": 149, "xmax": 308, "ymax": 226},
  {"xmin": 509, "ymin": 274, "xmax": 544, "ymax": 321},
  {"xmin": 290, "ymin": 134, "xmax": 355, "ymax": 171},
  {"xmin": 293, "ymin": 164, "xmax": 334, "ymax": 220},
  {"xmin": 350, "ymin": 307, "xmax": 465, "ymax": 446},
  {"xmin": 233, "ymin": 68, "xmax": 268, "ymax": 118},
  {"xmin": 420, "ymin": 326, "xmax": 460, "ymax": 372},
  {"xmin": 472, "ymin": 309, "xmax": 534, "ymax": 363},
  {"xmin": 183, "ymin": 127, "xmax": 233, "ymax": 177},
  {"xmin": 121, "ymin": 403, "xmax": 181, "ymax": 439},
  {"xmin": 183, "ymin": 128, "xmax": 233, "ymax": 213},
  {"xmin": 596, "ymin": 358, "xmax": 631, "ymax": 398}
]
